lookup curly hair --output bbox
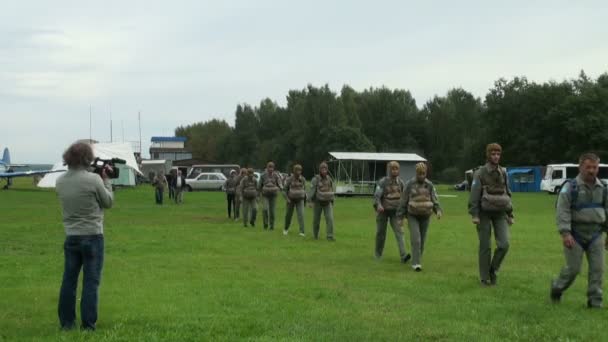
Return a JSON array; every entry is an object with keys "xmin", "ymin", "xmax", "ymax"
[{"xmin": 63, "ymin": 142, "xmax": 94, "ymax": 169}]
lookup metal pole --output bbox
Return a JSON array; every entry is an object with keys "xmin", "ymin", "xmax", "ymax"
[
  {"xmin": 138, "ymin": 111, "xmax": 142, "ymax": 155},
  {"xmin": 362, "ymin": 161, "xmax": 365, "ymax": 193},
  {"xmin": 337, "ymin": 160, "xmax": 341, "ymax": 184},
  {"xmin": 373, "ymin": 160, "xmax": 377, "ymax": 182},
  {"xmin": 110, "ymin": 109, "xmax": 113, "ymax": 143}
]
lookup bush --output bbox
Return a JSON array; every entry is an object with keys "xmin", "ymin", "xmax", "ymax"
[{"xmin": 437, "ymin": 167, "xmax": 462, "ymax": 183}]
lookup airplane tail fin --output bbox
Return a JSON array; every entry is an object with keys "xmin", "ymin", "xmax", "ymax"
[{"xmin": 2, "ymin": 148, "xmax": 10, "ymax": 165}]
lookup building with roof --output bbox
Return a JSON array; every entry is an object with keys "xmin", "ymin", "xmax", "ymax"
[{"xmin": 149, "ymin": 136, "xmax": 192, "ymax": 161}]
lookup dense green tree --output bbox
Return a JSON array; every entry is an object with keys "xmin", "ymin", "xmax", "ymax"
[
  {"xmin": 175, "ymin": 119, "xmax": 232, "ymax": 163},
  {"xmin": 175, "ymin": 71, "xmax": 608, "ymax": 181}
]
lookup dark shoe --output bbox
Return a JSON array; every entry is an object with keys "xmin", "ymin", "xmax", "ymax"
[
  {"xmin": 587, "ymin": 300, "xmax": 602, "ymax": 309},
  {"xmin": 401, "ymin": 254, "xmax": 411, "ymax": 264},
  {"xmin": 480, "ymin": 280, "xmax": 492, "ymax": 287},
  {"xmin": 327, "ymin": 237, "xmax": 335, "ymax": 242},
  {"xmin": 80, "ymin": 325, "xmax": 96, "ymax": 332},
  {"xmin": 264, "ymin": 225, "xmax": 268, "ymax": 230},
  {"xmin": 489, "ymin": 269, "xmax": 497, "ymax": 286},
  {"xmin": 60, "ymin": 324, "xmax": 76, "ymax": 331},
  {"xmin": 244, "ymin": 225, "xmax": 248, "ymax": 228},
  {"xmin": 550, "ymin": 287, "xmax": 562, "ymax": 303}
]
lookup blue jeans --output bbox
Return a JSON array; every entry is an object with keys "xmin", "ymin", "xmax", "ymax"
[
  {"xmin": 155, "ymin": 188, "xmax": 164, "ymax": 204},
  {"xmin": 58, "ymin": 235, "xmax": 104, "ymax": 330}
]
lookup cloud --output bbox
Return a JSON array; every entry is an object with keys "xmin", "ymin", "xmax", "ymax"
[{"xmin": 1, "ymin": 0, "xmax": 607, "ymax": 163}]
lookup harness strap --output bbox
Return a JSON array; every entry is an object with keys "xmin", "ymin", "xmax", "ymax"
[
  {"xmin": 570, "ymin": 179, "xmax": 608, "ymax": 211},
  {"xmin": 571, "ymin": 229, "xmax": 603, "ymax": 251}
]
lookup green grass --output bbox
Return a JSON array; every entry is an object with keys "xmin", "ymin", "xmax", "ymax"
[{"xmin": 1, "ymin": 177, "xmax": 607, "ymax": 341}]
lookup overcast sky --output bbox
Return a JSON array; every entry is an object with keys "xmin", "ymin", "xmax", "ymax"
[{"xmin": 2, "ymin": 0, "xmax": 607, "ymax": 163}]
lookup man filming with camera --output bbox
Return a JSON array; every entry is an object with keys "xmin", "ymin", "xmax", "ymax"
[{"xmin": 55, "ymin": 142, "xmax": 114, "ymax": 331}]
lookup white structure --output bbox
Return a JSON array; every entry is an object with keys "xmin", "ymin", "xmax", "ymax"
[
  {"xmin": 149, "ymin": 137, "xmax": 192, "ymax": 161},
  {"xmin": 328, "ymin": 152, "xmax": 427, "ymax": 196},
  {"xmin": 38, "ymin": 143, "xmax": 142, "ymax": 188},
  {"xmin": 541, "ymin": 163, "xmax": 608, "ymax": 193},
  {"xmin": 140, "ymin": 159, "xmax": 173, "ymax": 181}
]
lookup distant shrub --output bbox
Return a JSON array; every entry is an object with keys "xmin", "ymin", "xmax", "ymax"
[{"xmin": 438, "ymin": 167, "xmax": 461, "ymax": 183}]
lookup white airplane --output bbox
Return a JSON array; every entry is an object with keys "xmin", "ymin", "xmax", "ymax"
[{"xmin": 0, "ymin": 148, "xmax": 61, "ymax": 189}]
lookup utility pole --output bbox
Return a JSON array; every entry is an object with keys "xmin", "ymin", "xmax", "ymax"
[
  {"xmin": 110, "ymin": 108, "xmax": 113, "ymax": 143},
  {"xmin": 138, "ymin": 111, "xmax": 142, "ymax": 155},
  {"xmin": 89, "ymin": 105, "xmax": 92, "ymax": 142}
]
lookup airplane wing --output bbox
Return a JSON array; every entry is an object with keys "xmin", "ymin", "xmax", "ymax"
[{"xmin": 0, "ymin": 170, "xmax": 63, "ymax": 178}]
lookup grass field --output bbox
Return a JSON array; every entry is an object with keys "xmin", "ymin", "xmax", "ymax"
[{"xmin": 1, "ymin": 178, "xmax": 608, "ymax": 341}]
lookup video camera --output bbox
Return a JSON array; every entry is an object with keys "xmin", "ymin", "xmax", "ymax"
[{"xmin": 91, "ymin": 157, "xmax": 126, "ymax": 179}]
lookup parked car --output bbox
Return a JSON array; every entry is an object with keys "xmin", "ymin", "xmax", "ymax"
[
  {"xmin": 187, "ymin": 164, "xmax": 240, "ymax": 179},
  {"xmin": 453, "ymin": 181, "xmax": 467, "ymax": 191},
  {"xmin": 186, "ymin": 172, "xmax": 227, "ymax": 191}
]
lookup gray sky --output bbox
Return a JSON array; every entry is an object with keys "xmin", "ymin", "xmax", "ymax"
[{"xmin": 2, "ymin": 0, "xmax": 607, "ymax": 163}]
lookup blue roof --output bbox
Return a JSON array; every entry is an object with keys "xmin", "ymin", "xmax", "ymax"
[
  {"xmin": 508, "ymin": 168, "xmax": 533, "ymax": 175},
  {"xmin": 151, "ymin": 136, "xmax": 187, "ymax": 142}
]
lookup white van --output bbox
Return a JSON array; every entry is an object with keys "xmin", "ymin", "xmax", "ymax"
[{"xmin": 541, "ymin": 163, "xmax": 608, "ymax": 194}]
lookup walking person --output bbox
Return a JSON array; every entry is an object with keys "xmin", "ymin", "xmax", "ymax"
[
  {"xmin": 374, "ymin": 161, "xmax": 411, "ymax": 265},
  {"xmin": 468, "ymin": 143, "xmax": 514, "ymax": 286},
  {"xmin": 240, "ymin": 168, "xmax": 259, "ymax": 228},
  {"xmin": 259, "ymin": 162, "xmax": 282, "ymax": 230},
  {"xmin": 172, "ymin": 169, "xmax": 186, "ymax": 204},
  {"xmin": 225, "ymin": 170, "xmax": 239, "ymax": 218},
  {"xmin": 308, "ymin": 162, "xmax": 336, "ymax": 241},
  {"xmin": 398, "ymin": 162, "xmax": 442, "ymax": 271},
  {"xmin": 234, "ymin": 168, "xmax": 247, "ymax": 221},
  {"xmin": 551, "ymin": 153, "xmax": 607, "ymax": 308},
  {"xmin": 166, "ymin": 170, "xmax": 175, "ymax": 200},
  {"xmin": 152, "ymin": 171, "xmax": 168, "ymax": 205},
  {"xmin": 284, "ymin": 164, "xmax": 307, "ymax": 237}
]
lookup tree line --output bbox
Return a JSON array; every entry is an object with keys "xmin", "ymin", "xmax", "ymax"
[{"xmin": 175, "ymin": 71, "xmax": 608, "ymax": 182}]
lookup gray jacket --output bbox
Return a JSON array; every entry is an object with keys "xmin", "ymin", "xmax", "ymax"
[
  {"xmin": 556, "ymin": 175, "xmax": 608, "ymax": 239},
  {"xmin": 56, "ymin": 168, "xmax": 113, "ymax": 236}
]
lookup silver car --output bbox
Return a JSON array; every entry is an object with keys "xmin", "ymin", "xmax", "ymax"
[{"xmin": 186, "ymin": 172, "xmax": 227, "ymax": 191}]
